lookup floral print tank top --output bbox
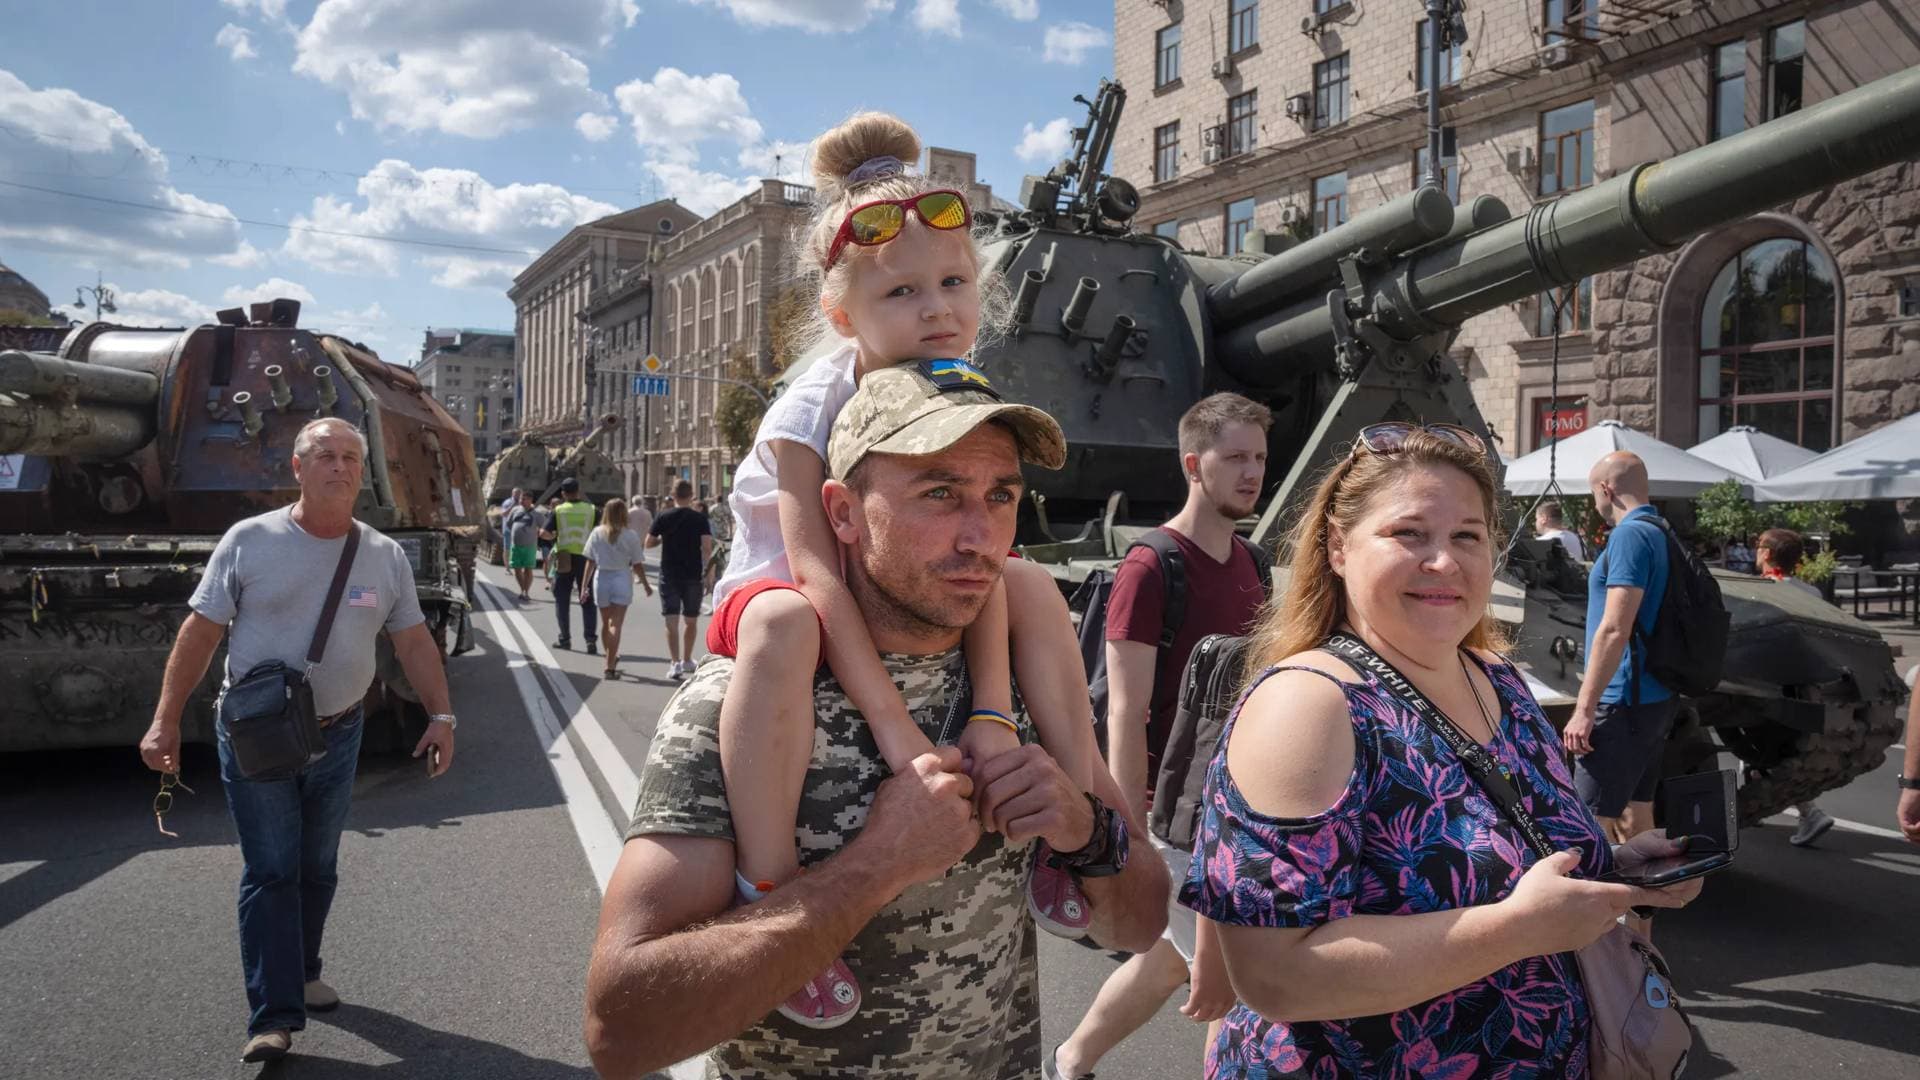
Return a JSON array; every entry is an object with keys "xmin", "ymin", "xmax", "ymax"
[{"xmin": 1179, "ymin": 652, "xmax": 1615, "ymax": 1079}]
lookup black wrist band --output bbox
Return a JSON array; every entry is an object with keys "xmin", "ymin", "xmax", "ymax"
[{"xmin": 1898, "ymin": 775, "xmax": 1920, "ymax": 791}]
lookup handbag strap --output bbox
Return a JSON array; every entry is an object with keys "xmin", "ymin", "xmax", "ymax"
[
  {"xmin": 307, "ymin": 524, "xmax": 362, "ymax": 675},
  {"xmin": 1323, "ymin": 633, "xmax": 1559, "ymax": 861}
]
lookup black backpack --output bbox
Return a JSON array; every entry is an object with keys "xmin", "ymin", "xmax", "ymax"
[
  {"xmin": 1612, "ymin": 515, "xmax": 1730, "ymax": 699},
  {"xmin": 1069, "ymin": 530, "xmax": 1272, "ymax": 754},
  {"xmin": 1150, "ymin": 632, "xmax": 1255, "ymax": 848}
]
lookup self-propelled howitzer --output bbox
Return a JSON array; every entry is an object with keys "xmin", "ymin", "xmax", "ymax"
[
  {"xmin": 0, "ymin": 301, "xmax": 482, "ymax": 754},
  {"xmin": 983, "ymin": 67, "xmax": 1920, "ymax": 824}
]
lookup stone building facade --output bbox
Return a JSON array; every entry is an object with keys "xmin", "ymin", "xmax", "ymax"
[
  {"xmin": 415, "ymin": 328, "xmax": 516, "ymax": 465},
  {"xmin": 1112, "ymin": 0, "xmax": 1920, "ymax": 458},
  {"xmin": 510, "ymin": 200, "xmax": 701, "ymax": 443},
  {"xmin": 0, "ymin": 260, "xmax": 55, "ymax": 322}
]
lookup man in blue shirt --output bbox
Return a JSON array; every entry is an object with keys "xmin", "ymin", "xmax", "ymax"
[{"xmin": 1564, "ymin": 451, "xmax": 1673, "ymax": 844}]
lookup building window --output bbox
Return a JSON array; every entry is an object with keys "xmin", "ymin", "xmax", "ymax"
[
  {"xmin": 1225, "ymin": 197, "xmax": 1256, "ymax": 256},
  {"xmin": 1413, "ymin": 140, "xmax": 1461, "ymax": 201},
  {"xmin": 501, "ymin": 398, "xmax": 514, "ymax": 427},
  {"xmin": 1154, "ymin": 219, "xmax": 1180, "ymax": 240},
  {"xmin": 1697, "ymin": 237, "xmax": 1837, "ymax": 450},
  {"xmin": 1226, "ymin": 90, "xmax": 1257, "ymax": 156},
  {"xmin": 1156, "ymin": 24, "xmax": 1182, "ymax": 87},
  {"xmin": 1154, "ymin": 122, "xmax": 1181, "ymax": 183},
  {"xmin": 1537, "ymin": 277, "xmax": 1594, "ymax": 336},
  {"xmin": 1539, "ymin": 99, "xmax": 1595, "ymax": 196},
  {"xmin": 720, "ymin": 261, "xmax": 739, "ymax": 345},
  {"xmin": 1416, "ymin": 18, "xmax": 1462, "ymax": 90},
  {"xmin": 1765, "ymin": 19, "xmax": 1805, "ymax": 120},
  {"xmin": 698, "ymin": 268, "xmax": 716, "ymax": 350},
  {"xmin": 662, "ymin": 284, "xmax": 677, "ymax": 356},
  {"xmin": 1228, "ymin": 0, "xmax": 1259, "ymax": 54},
  {"xmin": 1313, "ymin": 54, "xmax": 1350, "ymax": 130},
  {"xmin": 1543, "ymin": 0, "xmax": 1598, "ymax": 45},
  {"xmin": 741, "ymin": 248, "xmax": 760, "ymax": 344},
  {"xmin": 1313, "ymin": 172, "xmax": 1348, "ymax": 235},
  {"xmin": 1710, "ymin": 42, "xmax": 1746, "ymax": 141},
  {"xmin": 1313, "ymin": 0, "xmax": 1343, "ymax": 14}
]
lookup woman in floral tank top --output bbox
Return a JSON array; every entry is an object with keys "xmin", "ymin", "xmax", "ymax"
[{"xmin": 1179, "ymin": 425, "xmax": 1705, "ymax": 1079}]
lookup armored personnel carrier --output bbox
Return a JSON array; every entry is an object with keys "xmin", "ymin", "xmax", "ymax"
[
  {"xmin": 978, "ymin": 71, "xmax": 1919, "ymax": 824},
  {"xmin": 475, "ymin": 414, "xmax": 624, "ymax": 565},
  {"xmin": 0, "ymin": 300, "xmax": 481, "ymax": 755}
]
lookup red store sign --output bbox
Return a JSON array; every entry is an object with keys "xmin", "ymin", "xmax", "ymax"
[{"xmin": 1535, "ymin": 398, "xmax": 1589, "ymax": 445}]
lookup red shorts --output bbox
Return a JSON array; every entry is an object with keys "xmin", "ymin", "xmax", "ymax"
[{"xmin": 705, "ymin": 578, "xmax": 826, "ymax": 667}]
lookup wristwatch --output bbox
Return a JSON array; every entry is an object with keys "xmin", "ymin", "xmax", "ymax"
[
  {"xmin": 1050, "ymin": 794, "xmax": 1129, "ymax": 879},
  {"xmin": 429, "ymin": 713, "xmax": 458, "ymax": 729},
  {"xmin": 1898, "ymin": 774, "xmax": 1920, "ymax": 791}
]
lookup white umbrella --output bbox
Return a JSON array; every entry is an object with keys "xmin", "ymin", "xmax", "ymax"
[
  {"xmin": 1503, "ymin": 419, "xmax": 1749, "ymax": 498},
  {"xmin": 1754, "ymin": 410, "xmax": 1920, "ymax": 502},
  {"xmin": 1687, "ymin": 425, "xmax": 1819, "ymax": 480}
]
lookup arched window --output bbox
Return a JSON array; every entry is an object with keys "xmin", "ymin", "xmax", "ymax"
[
  {"xmin": 699, "ymin": 267, "xmax": 717, "ymax": 351},
  {"xmin": 719, "ymin": 259, "xmax": 739, "ymax": 345},
  {"xmin": 741, "ymin": 247, "xmax": 760, "ymax": 345},
  {"xmin": 679, "ymin": 277, "xmax": 696, "ymax": 360},
  {"xmin": 1696, "ymin": 237, "xmax": 1837, "ymax": 450},
  {"xmin": 661, "ymin": 284, "xmax": 677, "ymax": 357}
]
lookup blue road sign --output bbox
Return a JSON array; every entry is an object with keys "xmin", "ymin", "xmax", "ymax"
[{"xmin": 631, "ymin": 375, "xmax": 670, "ymax": 397}]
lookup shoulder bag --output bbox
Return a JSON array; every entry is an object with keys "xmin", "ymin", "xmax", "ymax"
[
  {"xmin": 1323, "ymin": 633, "xmax": 1694, "ymax": 1080},
  {"xmin": 218, "ymin": 524, "xmax": 361, "ymax": 780}
]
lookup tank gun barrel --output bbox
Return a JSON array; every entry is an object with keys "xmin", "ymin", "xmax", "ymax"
[
  {"xmin": 1217, "ymin": 64, "xmax": 1920, "ymax": 384},
  {"xmin": 0, "ymin": 349, "xmax": 160, "ymax": 407},
  {"xmin": 0, "ymin": 349, "xmax": 160, "ymax": 457}
]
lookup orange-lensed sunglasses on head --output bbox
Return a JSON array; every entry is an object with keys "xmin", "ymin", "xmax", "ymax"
[{"xmin": 824, "ymin": 190, "xmax": 972, "ymax": 270}]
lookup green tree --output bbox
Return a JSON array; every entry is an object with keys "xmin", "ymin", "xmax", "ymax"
[
  {"xmin": 0, "ymin": 307, "xmax": 56, "ymax": 326},
  {"xmin": 1693, "ymin": 476, "xmax": 1854, "ymax": 545}
]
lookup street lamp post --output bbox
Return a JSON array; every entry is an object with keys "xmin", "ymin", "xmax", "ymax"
[{"xmin": 72, "ymin": 270, "xmax": 117, "ymax": 322}]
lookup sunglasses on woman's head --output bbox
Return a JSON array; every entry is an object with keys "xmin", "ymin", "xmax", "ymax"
[
  {"xmin": 1352, "ymin": 422, "xmax": 1488, "ymax": 458},
  {"xmin": 824, "ymin": 190, "xmax": 972, "ymax": 270}
]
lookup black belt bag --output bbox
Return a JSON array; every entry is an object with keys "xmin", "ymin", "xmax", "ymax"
[{"xmin": 218, "ymin": 524, "xmax": 361, "ymax": 780}]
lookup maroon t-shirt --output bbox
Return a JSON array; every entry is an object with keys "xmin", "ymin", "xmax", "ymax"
[{"xmin": 1103, "ymin": 526, "xmax": 1268, "ymax": 767}]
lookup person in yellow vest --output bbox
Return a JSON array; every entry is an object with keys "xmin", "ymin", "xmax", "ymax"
[{"xmin": 548, "ymin": 477, "xmax": 600, "ymax": 654}]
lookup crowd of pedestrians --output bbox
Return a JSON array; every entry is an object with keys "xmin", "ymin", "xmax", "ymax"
[{"xmin": 131, "ymin": 106, "xmax": 1920, "ymax": 1078}]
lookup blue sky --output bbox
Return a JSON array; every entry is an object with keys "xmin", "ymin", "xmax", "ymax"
[{"xmin": 0, "ymin": 0, "xmax": 1114, "ymax": 363}]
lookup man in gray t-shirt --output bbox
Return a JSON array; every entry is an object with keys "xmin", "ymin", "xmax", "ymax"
[{"xmin": 138, "ymin": 418, "xmax": 457, "ymax": 1065}]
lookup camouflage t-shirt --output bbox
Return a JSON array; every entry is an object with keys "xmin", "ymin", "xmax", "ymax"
[{"xmin": 627, "ymin": 649, "xmax": 1042, "ymax": 1080}]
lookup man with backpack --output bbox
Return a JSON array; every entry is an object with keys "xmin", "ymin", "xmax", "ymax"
[
  {"xmin": 1565, "ymin": 451, "xmax": 1688, "ymax": 844},
  {"xmin": 1047, "ymin": 393, "xmax": 1272, "ymax": 1080}
]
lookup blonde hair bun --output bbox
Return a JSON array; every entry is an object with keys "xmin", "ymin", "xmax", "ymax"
[{"xmin": 811, "ymin": 112, "xmax": 922, "ymax": 202}]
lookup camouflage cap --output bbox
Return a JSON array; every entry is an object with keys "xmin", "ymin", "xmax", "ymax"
[{"xmin": 828, "ymin": 360, "xmax": 1067, "ymax": 480}]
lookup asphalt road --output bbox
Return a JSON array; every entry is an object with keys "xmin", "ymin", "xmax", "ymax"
[{"xmin": 2, "ymin": 562, "xmax": 1915, "ymax": 1078}]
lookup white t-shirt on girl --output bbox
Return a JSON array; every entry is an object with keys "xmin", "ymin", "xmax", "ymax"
[{"xmin": 714, "ymin": 341, "xmax": 859, "ymax": 605}]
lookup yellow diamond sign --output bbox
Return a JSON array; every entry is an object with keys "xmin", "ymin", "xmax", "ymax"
[{"xmin": 642, "ymin": 354, "xmax": 664, "ymax": 373}]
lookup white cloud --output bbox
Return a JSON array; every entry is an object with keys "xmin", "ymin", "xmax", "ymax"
[
  {"xmin": 575, "ymin": 111, "xmax": 618, "ymax": 141},
  {"xmin": 421, "ymin": 255, "xmax": 526, "ymax": 290},
  {"xmin": 612, "ymin": 68, "xmax": 764, "ymax": 163},
  {"xmin": 222, "ymin": 0, "xmax": 292, "ymax": 24},
  {"xmin": 988, "ymin": 0, "xmax": 1037, "ymax": 19},
  {"xmin": 913, "ymin": 0, "xmax": 960, "ymax": 36},
  {"xmin": 215, "ymin": 24, "xmax": 258, "ymax": 60},
  {"xmin": 683, "ymin": 0, "xmax": 896, "ymax": 33},
  {"xmin": 736, "ymin": 139, "xmax": 815, "ymax": 184},
  {"xmin": 94, "ymin": 285, "xmax": 214, "ymax": 329},
  {"xmin": 1042, "ymin": 20, "xmax": 1109, "ymax": 64},
  {"xmin": 279, "ymin": 159, "xmax": 617, "ymax": 279},
  {"xmin": 1014, "ymin": 117, "xmax": 1072, "ymax": 164},
  {"xmin": 209, "ymin": 241, "xmax": 269, "ymax": 269},
  {"xmin": 0, "ymin": 69, "xmax": 254, "ymax": 270},
  {"xmin": 645, "ymin": 161, "xmax": 760, "ymax": 216},
  {"xmin": 292, "ymin": 0, "xmax": 637, "ymax": 138},
  {"xmin": 222, "ymin": 277, "xmax": 316, "ymax": 308}
]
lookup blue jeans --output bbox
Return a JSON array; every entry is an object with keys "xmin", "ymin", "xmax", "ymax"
[{"xmin": 217, "ymin": 705, "xmax": 364, "ymax": 1035}]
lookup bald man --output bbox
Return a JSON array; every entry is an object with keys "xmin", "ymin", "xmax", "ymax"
[{"xmin": 1564, "ymin": 452, "xmax": 1675, "ymax": 844}]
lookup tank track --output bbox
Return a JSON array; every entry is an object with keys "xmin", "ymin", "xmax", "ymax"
[{"xmin": 1720, "ymin": 699, "xmax": 1904, "ymax": 827}]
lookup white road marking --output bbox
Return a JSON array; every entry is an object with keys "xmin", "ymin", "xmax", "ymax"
[
  {"xmin": 1777, "ymin": 806, "xmax": 1908, "ymax": 841},
  {"xmin": 474, "ymin": 588, "xmax": 625, "ymax": 890}
]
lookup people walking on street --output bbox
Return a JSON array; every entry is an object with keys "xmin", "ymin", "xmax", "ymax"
[
  {"xmin": 502, "ymin": 491, "xmax": 541, "ymax": 601},
  {"xmin": 498, "ymin": 486, "xmax": 523, "ymax": 555},
  {"xmin": 1754, "ymin": 528, "xmax": 1838, "ymax": 846},
  {"xmin": 1181, "ymin": 423, "xmax": 1702, "ymax": 1077},
  {"xmin": 584, "ymin": 498, "xmax": 651, "ymax": 680},
  {"xmin": 647, "ymin": 479, "xmax": 713, "ymax": 680},
  {"xmin": 1563, "ymin": 451, "xmax": 1676, "ymax": 844},
  {"xmin": 1534, "ymin": 498, "xmax": 1587, "ymax": 562},
  {"xmin": 693, "ymin": 113, "xmax": 1106, "ymax": 1030},
  {"xmin": 1049, "ymin": 393, "xmax": 1272, "ymax": 1080},
  {"xmin": 584, "ymin": 364, "xmax": 1169, "ymax": 1079},
  {"xmin": 136, "ymin": 417, "xmax": 457, "ymax": 1064},
  {"xmin": 537, "ymin": 495, "xmax": 559, "ymax": 583},
  {"xmin": 547, "ymin": 478, "xmax": 598, "ymax": 654}
]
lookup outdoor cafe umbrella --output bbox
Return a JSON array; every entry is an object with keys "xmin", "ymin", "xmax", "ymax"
[
  {"xmin": 1503, "ymin": 419, "xmax": 1748, "ymax": 498},
  {"xmin": 1755, "ymin": 409, "xmax": 1920, "ymax": 502},
  {"xmin": 1687, "ymin": 425, "xmax": 1819, "ymax": 480}
]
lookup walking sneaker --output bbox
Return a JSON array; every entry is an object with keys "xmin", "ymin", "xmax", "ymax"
[
  {"xmin": 303, "ymin": 978, "xmax": 340, "ymax": 1012},
  {"xmin": 1043, "ymin": 1044, "xmax": 1094, "ymax": 1080},
  {"xmin": 667, "ymin": 660, "xmax": 686, "ymax": 681},
  {"xmin": 777, "ymin": 958, "xmax": 862, "ymax": 1030},
  {"xmin": 585, "ymin": 642, "xmax": 599, "ymax": 657},
  {"xmin": 240, "ymin": 1030, "xmax": 291, "ymax": 1063},
  {"xmin": 1790, "ymin": 805, "xmax": 1836, "ymax": 847},
  {"xmin": 1027, "ymin": 843, "xmax": 1092, "ymax": 939}
]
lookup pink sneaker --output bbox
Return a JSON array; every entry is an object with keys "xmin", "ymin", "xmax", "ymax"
[
  {"xmin": 777, "ymin": 957, "xmax": 861, "ymax": 1029},
  {"xmin": 1027, "ymin": 842, "xmax": 1092, "ymax": 939}
]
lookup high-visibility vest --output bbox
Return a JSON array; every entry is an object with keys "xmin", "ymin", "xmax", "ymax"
[{"xmin": 553, "ymin": 500, "xmax": 595, "ymax": 554}]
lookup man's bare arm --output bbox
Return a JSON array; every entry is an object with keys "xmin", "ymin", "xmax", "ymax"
[
  {"xmin": 1103, "ymin": 638, "xmax": 1159, "ymax": 820},
  {"xmin": 390, "ymin": 622, "xmax": 452, "ymax": 716},
  {"xmin": 1575, "ymin": 585, "xmax": 1643, "ymax": 717},
  {"xmin": 152, "ymin": 612, "xmax": 226, "ymax": 729}
]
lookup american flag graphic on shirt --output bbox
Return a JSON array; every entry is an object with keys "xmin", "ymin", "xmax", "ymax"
[{"xmin": 347, "ymin": 586, "xmax": 378, "ymax": 608}]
